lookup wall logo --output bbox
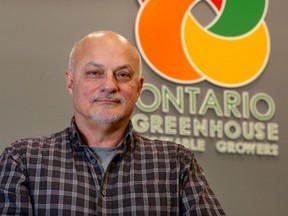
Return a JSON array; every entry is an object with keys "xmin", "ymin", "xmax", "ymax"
[{"xmin": 135, "ymin": 0, "xmax": 270, "ymax": 87}]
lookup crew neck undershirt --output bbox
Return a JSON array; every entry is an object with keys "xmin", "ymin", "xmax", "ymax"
[{"xmin": 89, "ymin": 146, "xmax": 120, "ymax": 172}]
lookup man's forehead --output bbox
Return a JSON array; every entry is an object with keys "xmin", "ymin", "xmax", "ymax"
[{"xmin": 76, "ymin": 38, "xmax": 130, "ymax": 58}]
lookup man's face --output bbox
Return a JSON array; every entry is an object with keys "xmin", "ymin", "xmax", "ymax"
[{"xmin": 66, "ymin": 36, "xmax": 143, "ymax": 126}]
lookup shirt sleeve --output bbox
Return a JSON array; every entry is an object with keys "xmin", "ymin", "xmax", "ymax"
[
  {"xmin": 180, "ymin": 156, "xmax": 226, "ymax": 216},
  {"xmin": 0, "ymin": 147, "xmax": 33, "ymax": 215}
]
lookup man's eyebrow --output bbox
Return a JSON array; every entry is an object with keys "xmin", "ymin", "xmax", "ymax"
[
  {"xmin": 84, "ymin": 62, "xmax": 134, "ymax": 73},
  {"xmin": 114, "ymin": 64, "xmax": 133, "ymax": 72}
]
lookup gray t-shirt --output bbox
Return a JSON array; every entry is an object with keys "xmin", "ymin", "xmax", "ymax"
[{"xmin": 89, "ymin": 146, "xmax": 120, "ymax": 172}]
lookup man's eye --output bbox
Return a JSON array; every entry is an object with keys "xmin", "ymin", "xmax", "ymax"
[
  {"xmin": 116, "ymin": 72, "xmax": 131, "ymax": 81},
  {"xmin": 87, "ymin": 71, "xmax": 101, "ymax": 77}
]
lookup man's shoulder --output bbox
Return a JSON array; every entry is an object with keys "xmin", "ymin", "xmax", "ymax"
[{"xmin": 3, "ymin": 127, "xmax": 71, "ymax": 158}]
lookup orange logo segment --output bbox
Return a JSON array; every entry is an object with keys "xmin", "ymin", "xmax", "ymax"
[{"xmin": 136, "ymin": 0, "xmax": 202, "ymax": 83}]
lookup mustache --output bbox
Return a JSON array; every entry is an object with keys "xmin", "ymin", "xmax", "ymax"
[{"xmin": 90, "ymin": 94, "xmax": 124, "ymax": 103}]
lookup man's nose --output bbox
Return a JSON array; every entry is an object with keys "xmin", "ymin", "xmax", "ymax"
[{"xmin": 100, "ymin": 72, "xmax": 118, "ymax": 92}]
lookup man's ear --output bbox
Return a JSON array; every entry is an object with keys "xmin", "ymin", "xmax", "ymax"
[
  {"xmin": 136, "ymin": 77, "xmax": 144, "ymax": 99},
  {"xmin": 65, "ymin": 71, "xmax": 73, "ymax": 96}
]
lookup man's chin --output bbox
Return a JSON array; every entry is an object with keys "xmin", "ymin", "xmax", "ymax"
[{"xmin": 90, "ymin": 115, "xmax": 122, "ymax": 125}]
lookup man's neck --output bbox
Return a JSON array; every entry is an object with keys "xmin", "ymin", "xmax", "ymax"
[{"xmin": 75, "ymin": 116, "xmax": 128, "ymax": 147}]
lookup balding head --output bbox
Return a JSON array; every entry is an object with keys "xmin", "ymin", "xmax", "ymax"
[{"xmin": 68, "ymin": 31, "xmax": 142, "ymax": 78}]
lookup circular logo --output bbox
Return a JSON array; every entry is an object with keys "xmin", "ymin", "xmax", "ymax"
[{"xmin": 135, "ymin": 0, "xmax": 270, "ymax": 87}]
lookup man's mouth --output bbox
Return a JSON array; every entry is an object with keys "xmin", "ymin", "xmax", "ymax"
[
  {"xmin": 90, "ymin": 96, "xmax": 122, "ymax": 104},
  {"xmin": 97, "ymin": 99, "xmax": 120, "ymax": 104}
]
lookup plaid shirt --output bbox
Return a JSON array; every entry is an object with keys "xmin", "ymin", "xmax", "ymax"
[{"xmin": 0, "ymin": 118, "xmax": 225, "ymax": 215}]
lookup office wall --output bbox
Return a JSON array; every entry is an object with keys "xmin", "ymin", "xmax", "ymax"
[{"xmin": 0, "ymin": 1, "xmax": 287, "ymax": 215}]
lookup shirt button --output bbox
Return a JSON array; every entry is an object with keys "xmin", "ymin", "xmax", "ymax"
[
  {"xmin": 101, "ymin": 190, "xmax": 107, "ymax": 197},
  {"xmin": 91, "ymin": 159, "xmax": 96, "ymax": 164}
]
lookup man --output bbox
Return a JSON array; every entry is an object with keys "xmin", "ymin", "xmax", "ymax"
[{"xmin": 0, "ymin": 31, "xmax": 225, "ymax": 215}]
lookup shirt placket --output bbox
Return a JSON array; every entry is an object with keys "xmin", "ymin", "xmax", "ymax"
[{"xmin": 82, "ymin": 146, "xmax": 105, "ymax": 207}]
